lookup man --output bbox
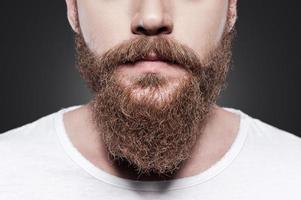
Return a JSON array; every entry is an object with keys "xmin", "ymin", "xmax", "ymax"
[{"xmin": 0, "ymin": 0, "xmax": 301, "ymax": 199}]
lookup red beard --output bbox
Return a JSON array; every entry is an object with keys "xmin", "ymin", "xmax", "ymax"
[{"xmin": 75, "ymin": 27, "xmax": 235, "ymax": 175}]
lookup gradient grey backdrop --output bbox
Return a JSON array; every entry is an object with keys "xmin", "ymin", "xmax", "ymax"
[{"xmin": 1, "ymin": 1, "xmax": 300, "ymax": 137}]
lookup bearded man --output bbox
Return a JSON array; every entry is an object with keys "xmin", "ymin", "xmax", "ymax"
[{"xmin": 1, "ymin": 0, "xmax": 301, "ymax": 199}]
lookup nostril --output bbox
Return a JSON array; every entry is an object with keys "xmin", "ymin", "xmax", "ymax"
[
  {"xmin": 135, "ymin": 25, "xmax": 170, "ymax": 36},
  {"xmin": 158, "ymin": 26, "xmax": 169, "ymax": 34},
  {"xmin": 136, "ymin": 26, "xmax": 145, "ymax": 34}
]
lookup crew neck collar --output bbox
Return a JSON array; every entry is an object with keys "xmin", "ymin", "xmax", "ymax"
[{"xmin": 54, "ymin": 105, "xmax": 249, "ymax": 191}]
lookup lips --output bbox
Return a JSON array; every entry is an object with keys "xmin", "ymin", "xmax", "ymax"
[{"xmin": 119, "ymin": 52, "xmax": 182, "ymax": 74}]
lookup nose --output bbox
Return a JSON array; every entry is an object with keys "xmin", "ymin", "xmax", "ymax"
[{"xmin": 131, "ymin": 0, "xmax": 173, "ymax": 36}]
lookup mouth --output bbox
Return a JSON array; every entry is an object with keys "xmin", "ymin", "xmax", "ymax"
[
  {"xmin": 133, "ymin": 60, "xmax": 172, "ymax": 73},
  {"xmin": 117, "ymin": 52, "xmax": 186, "ymax": 76}
]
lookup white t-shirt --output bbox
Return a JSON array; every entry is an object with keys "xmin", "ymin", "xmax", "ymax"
[{"xmin": 1, "ymin": 105, "xmax": 301, "ymax": 200}]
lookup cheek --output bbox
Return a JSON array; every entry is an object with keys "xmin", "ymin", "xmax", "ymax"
[
  {"xmin": 77, "ymin": 1, "xmax": 132, "ymax": 56},
  {"xmin": 173, "ymin": 1, "xmax": 228, "ymax": 60}
]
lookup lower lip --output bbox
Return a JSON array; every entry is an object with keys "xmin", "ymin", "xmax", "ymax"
[{"xmin": 120, "ymin": 61, "xmax": 177, "ymax": 73}]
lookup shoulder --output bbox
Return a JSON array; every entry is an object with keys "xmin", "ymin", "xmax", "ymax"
[
  {"xmin": 0, "ymin": 107, "xmax": 83, "ymax": 196},
  {"xmin": 247, "ymin": 115, "xmax": 301, "ymax": 151},
  {"xmin": 238, "ymin": 110, "xmax": 301, "ymax": 174},
  {"xmin": 0, "ymin": 105, "xmax": 81, "ymax": 165},
  {"xmin": 224, "ymin": 107, "xmax": 301, "ymax": 150},
  {"xmin": 224, "ymin": 108, "xmax": 301, "ymax": 193},
  {"xmin": 0, "ymin": 111, "xmax": 58, "ymax": 146},
  {"xmin": 0, "ymin": 107, "xmax": 78, "ymax": 188},
  {"xmin": 0, "ymin": 110, "xmax": 61, "ymax": 173},
  {"xmin": 225, "ymin": 107, "xmax": 301, "ymax": 167}
]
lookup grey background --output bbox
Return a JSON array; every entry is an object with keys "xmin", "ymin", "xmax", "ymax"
[{"xmin": 0, "ymin": 1, "xmax": 300, "ymax": 136}]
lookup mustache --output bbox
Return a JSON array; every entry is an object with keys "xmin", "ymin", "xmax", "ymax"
[
  {"xmin": 76, "ymin": 35, "xmax": 204, "ymax": 75},
  {"xmin": 75, "ymin": 29, "xmax": 233, "ymax": 93}
]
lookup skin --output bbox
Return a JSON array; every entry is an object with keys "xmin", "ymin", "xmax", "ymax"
[{"xmin": 64, "ymin": 0, "xmax": 239, "ymax": 180}]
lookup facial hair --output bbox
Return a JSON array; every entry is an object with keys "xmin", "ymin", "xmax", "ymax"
[{"xmin": 75, "ymin": 27, "xmax": 235, "ymax": 175}]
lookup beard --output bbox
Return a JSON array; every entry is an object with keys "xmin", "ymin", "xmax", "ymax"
[{"xmin": 75, "ymin": 26, "xmax": 235, "ymax": 175}]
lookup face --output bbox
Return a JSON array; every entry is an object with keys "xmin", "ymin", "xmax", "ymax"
[{"xmin": 66, "ymin": 0, "xmax": 237, "ymax": 175}]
